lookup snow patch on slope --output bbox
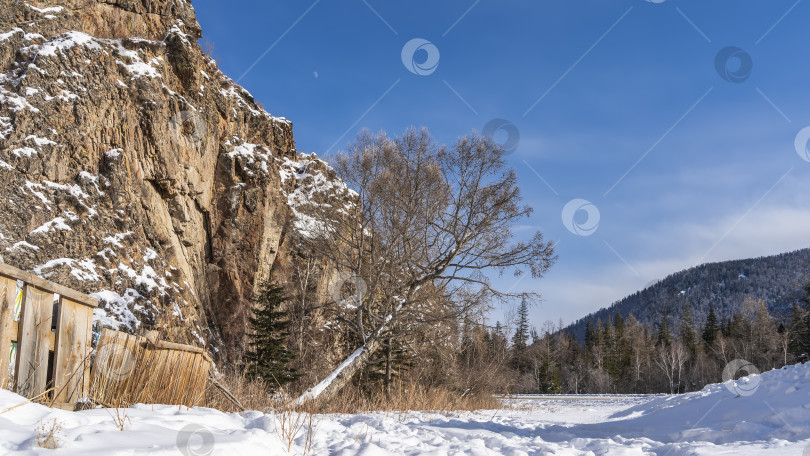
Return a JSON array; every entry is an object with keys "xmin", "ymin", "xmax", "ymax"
[
  {"xmin": 34, "ymin": 257, "xmax": 100, "ymax": 282},
  {"xmin": 0, "ymin": 28, "xmax": 23, "ymax": 42},
  {"xmin": 36, "ymin": 31, "xmax": 101, "ymax": 57},
  {"xmin": 91, "ymin": 289, "xmax": 143, "ymax": 331},
  {"xmin": 25, "ymin": 3, "xmax": 65, "ymax": 14},
  {"xmin": 30, "ymin": 216, "xmax": 71, "ymax": 235},
  {"xmin": 278, "ymin": 154, "xmax": 356, "ymax": 238},
  {"xmin": 227, "ymin": 141, "xmax": 270, "ymax": 175}
]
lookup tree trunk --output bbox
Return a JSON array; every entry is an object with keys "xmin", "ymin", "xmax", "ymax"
[
  {"xmin": 293, "ymin": 318, "xmax": 391, "ymax": 406},
  {"xmin": 384, "ymin": 336, "xmax": 392, "ymax": 395}
]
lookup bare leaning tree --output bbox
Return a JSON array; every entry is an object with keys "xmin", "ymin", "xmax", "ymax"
[{"xmin": 294, "ymin": 128, "xmax": 556, "ymax": 405}]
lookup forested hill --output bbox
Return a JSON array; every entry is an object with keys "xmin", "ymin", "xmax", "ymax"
[{"xmin": 565, "ymin": 248, "xmax": 810, "ymax": 343}]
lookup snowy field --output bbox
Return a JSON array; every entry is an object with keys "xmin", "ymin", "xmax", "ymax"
[{"xmin": 0, "ymin": 363, "xmax": 808, "ymax": 455}]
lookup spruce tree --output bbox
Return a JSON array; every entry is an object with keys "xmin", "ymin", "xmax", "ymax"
[
  {"xmin": 584, "ymin": 318, "xmax": 596, "ymax": 354},
  {"xmin": 512, "ymin": 298, "xmax": 530, "ymax": 350},
  {"xmin": 788, "ymin": 301, "xmax": 810, "ymax": 358},
  {"xmin": 245, "ymin": 282, "xmax": 298, "ymax": 389},
  {"xmin": 721, "ymin": 318, "xmax": 732, "ymax": 338},
  {"xmin": 679, "ymin": 305, "xmax": 698, "ymax": 358},
  {"xmin": 510, "ymin": 299, "xmax": 531, "ymax": 373},
  {"xmin": 491, "ymin": 322, "xmax": 508, "ymax": 361},
  {"xmin": 612, "ymin": 312, "xmax": 632, "ymax": 382},
  {"xmin": 595, "ymin": 317, "xmax": 605, "ymax": 348},
  {"xmin": 368, "ymin": 330, "xmax": 414, "ymax": 390},
  {"xmin": 656, "ymin": 314, "xmax": 672, "ymax": 347},
  {"xmin": 702, "ymin": 305, "xmax": 720, "ymax": 346},
  {"xmin": 613, "ymin": 312, "xmax": 625, "ymax": 340},
  {"xmin": 804, "ymin": 279, "xmax": 810, "ymax": 305}
]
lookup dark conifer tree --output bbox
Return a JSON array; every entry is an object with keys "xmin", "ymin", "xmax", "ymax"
[
  {"xmin": 721, "ymin": 318, "xmax": 732, "ymax": 338},
  {"xmin": 612, "ymin": 312, "xmax": 632, "ymax": 382},
  {"xmin": 613, "ymin": 312, "xmax": 625, "ymax": 339},
  {"xmin": 512, "ymin": 298, "xmax": 530, "ymax": 351},
  {"xmin": 491, "ymin": 322, "xmax": 509, "ymax": 362},
  {"xmin": 679, "ymin": 305, "xmax": 698, "ymax": 358},
  {"xmin": 702, "ymin": 305, "xmax": 720, "ymax": 346},
  {"xmin": 595, "ymin": 317, "xmax": 605, "ymax": 349},
  {"xmin": 656, "ymin": 314, "xmax": 672, "ymax": 347},
  {"xmin": 510, "ymin": 299, "xmax": 532, "ymax": 374},
  {"xmin": 245, "ymin": 282, "xmax": 298, "ymax": 389},
  {"xmin": 804, "ymin": 279, "xmax": 810, "ymax": 304},
  {"xmin": 584, "ymin": 318, "xmax": 596, "ymax": 355},
  {"xmin": 788, "ymin": 301, "xmax": 810, "ymax": 359}
]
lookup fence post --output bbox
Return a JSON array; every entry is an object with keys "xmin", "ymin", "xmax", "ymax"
[
  {"xmin": 53, "ymin": 298, "xmax": 95, "ymax": 404},
  {"xmin": 15, "ymin": 284, "xmax": 54, "ymax": 398},
  {"xmin": 0, "ymin": 277, "xmax": 16, "ymax": 389},
  {"xmin": 0, "ymin": 262, "xmax": 98, "ymax": 404}
]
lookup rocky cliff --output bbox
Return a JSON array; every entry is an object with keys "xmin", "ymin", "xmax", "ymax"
[{"xmin": 0, "ymin": 0, "xmax": 346, "ymax": 361}]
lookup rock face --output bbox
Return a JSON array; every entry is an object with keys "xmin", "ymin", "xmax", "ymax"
[{"xmin": 0, "ymin": 0, "xmax": 344, "ymax": 361}]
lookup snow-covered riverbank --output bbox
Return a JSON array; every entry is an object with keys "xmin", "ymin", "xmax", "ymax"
[{"xmin": 0, "ymin": 363, "xmax": 808, "ymax": 455}]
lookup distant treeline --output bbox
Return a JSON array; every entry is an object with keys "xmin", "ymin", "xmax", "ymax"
[
  {"xmin": 461, "ymin": 286, "xmax": 810, "ymax": 394},
  {"xmin": 565, "ymin": 248, "xmax": 810, "ymax": 344}
]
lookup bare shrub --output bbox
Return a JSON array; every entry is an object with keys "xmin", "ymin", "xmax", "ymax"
[{"xmin": 36, "ymin": 419, "xmax": 63, "ymax": 449}]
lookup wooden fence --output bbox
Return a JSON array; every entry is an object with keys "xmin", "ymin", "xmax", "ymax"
[
  {"xmin": 0, "ymin": 262, "xmax": 215, "ymax": 410},
  {"xmin": 0, "ymin": 262, "xmax": 97, "ymax": 406},
  {"xmin": 90, "ymin": 329, "xmax": 211, "ymax": 408}
]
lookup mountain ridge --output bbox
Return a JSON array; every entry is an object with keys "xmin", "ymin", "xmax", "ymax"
[{"xmin": 563, "ymin": 247, "xmax": 810, "ymax": 342}]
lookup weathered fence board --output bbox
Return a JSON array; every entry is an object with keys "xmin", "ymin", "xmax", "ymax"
[
  {"xmin": 0, "ymin": 262, "xmax": 97, "ymax": 405},
  {"xmin": 90, "ymin": 329, "xmax": 211, "ymax": 408},
  {"xmin": 0, "ymin": 277, "xmax": 16, "ymax": 389},
  {"xmin": 0, "ymin": 263, "xmax": 95, "ymax": 308},
  {"xmin": 0, "ymin": 262, "xmax": 211, "ymax": 409},
  {"xmin": 15, "ymin": 285, "xmax": 54, "ymax": 398},
  {"xmin": 53, "ymin": 298, "xmax": 94, "ymax": 403}
]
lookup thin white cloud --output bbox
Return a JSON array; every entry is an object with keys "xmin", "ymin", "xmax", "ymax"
[{"xmin": 529, "ymin": 198, "xmax": 810, "ymax": 326}]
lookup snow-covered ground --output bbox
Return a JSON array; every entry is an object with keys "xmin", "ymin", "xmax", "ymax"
[{"xmin": 0, "ymin": 363, "xmax": 808, "ymax": 455}]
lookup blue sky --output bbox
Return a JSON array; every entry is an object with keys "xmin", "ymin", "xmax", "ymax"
[{"xmin": 193, "ymin": 0, "xmax": 810, "ymax": 330}]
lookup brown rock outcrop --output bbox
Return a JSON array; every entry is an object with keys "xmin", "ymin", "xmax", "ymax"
[{"xmin": 0, "ymin": 0, "xmax": 346, "ymax": 361}]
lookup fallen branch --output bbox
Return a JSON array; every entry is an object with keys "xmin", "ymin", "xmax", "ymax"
[{"xmin": 209, "ymin": 376, "xmax": 245, "ymax": 411}]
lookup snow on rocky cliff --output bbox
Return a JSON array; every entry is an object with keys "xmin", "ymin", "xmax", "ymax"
[{"xmin": 0, "ymin": 0, "xmax": 349, "ymax": 359}]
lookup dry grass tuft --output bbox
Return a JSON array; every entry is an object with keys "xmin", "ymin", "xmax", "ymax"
[
  {"xmin": 205, "ymin": 369, "xmax": 500, "ymax": 417},
  {"xmin": 36, "ymin": 419, "xmax": 63, "ymax": 449},
  {"xmin": 306, "ymin": 381, "xmax": 501, "ymax": 415},
  {"xmin": 107, "ymin": 407, "xmax": 131, "ymax": 431},
  {"xmin": 205, "ymin": 368, "xmax": 285, "ymax": 413},
  {"xmin": 275, "ymin": 404, "xmax": 316, "ymax": 453}
]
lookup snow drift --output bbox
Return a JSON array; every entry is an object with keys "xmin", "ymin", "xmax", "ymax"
[{"xmin": 0, "ymin": 362, "xmax": 807, "ymax": 454}]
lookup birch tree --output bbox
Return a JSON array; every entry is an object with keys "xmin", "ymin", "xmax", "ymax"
[
  {"xmin": 295, "ymin": 128, "xmax": 556, "ymax": 404},
  {"xmin": 654, "ymin": 341, "xmax": 690, "ymax": 394}
]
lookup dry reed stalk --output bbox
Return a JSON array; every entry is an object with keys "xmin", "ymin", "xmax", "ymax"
[
  {"xmin": 0, "ymin": 387, "xmax": 55, "ymax": 415},
  {"xmin": 90, "ymin": 329, "xmax": 210, "ymax": 408},
  {"xmin": 48, "ymin": 352, "xmax": 93, "ymax": 408},
  {"xmin": 203, "ymin": 368, "xmax": 500, "ymax": 417}
]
